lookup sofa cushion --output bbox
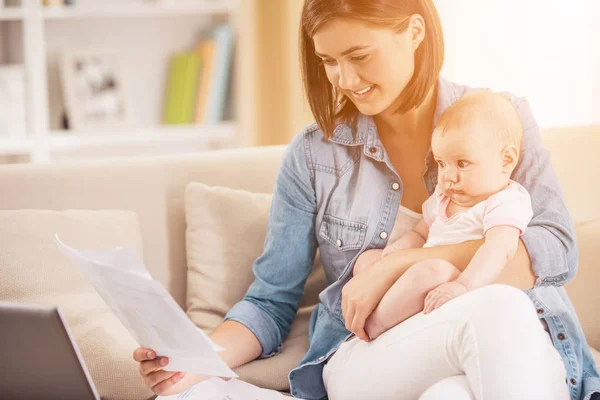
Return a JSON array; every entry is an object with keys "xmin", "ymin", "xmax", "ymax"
[
  {"xmin": 185, "ymin": 183, "xmax": 326, "ymax": 391},
  {"xmin": 566, "ymin": 219, "xmax": 600, "ymax": 350},
  {"xmin": 0, "ymin": 210, "xmax": 153, "ymax": 400}
]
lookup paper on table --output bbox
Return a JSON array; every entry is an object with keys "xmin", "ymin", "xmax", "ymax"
[
  {"xmin": 156, "ymin": 377, "xmax": 296, "ymax": 400},
  {"xmin": 54, "ymin": 234, "xmax": 236, "ymax": 378}
]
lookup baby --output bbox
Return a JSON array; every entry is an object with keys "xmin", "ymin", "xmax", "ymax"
[{"xmin": 353, "ymin": 90, "xmax": 533, "ymax": 340}]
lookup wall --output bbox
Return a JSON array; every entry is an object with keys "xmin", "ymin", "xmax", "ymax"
[
  {"xmin": 436, "ymin": 0, "xmax": 600, "ymax": 128},
  {"xmin": 236, "ymin": 0, "xmax": 313, "ymax": 147},
  {"xmin": 228, "ymin": 1, "xmax": 600, "ymax": 146}
]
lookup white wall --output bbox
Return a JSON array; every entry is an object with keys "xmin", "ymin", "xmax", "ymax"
[{"xmin": 436, "ymin": 0, "xmax": 600, "ymax": 128}]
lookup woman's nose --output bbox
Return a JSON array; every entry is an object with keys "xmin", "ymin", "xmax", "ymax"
[{"xmin": 338, "ymin": 64, "xmax": 360, "ymax": 90}]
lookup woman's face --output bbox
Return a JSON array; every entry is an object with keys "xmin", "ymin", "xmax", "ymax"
[{"xmin": 312, "ymin": 17, "xmax": 423, "ymax": 116}]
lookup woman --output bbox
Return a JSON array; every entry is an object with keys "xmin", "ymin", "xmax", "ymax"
[{"xmin": 134, "ymin": 1, "xmax": 600, "ymax": 399}]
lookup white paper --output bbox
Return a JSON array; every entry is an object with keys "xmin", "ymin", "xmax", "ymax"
[
  {"xmin": 156, "ymin": 377, "xmax": 296, "ymax": 400},
  {"xmin": 54, "ymin": 234, "xmax": 236, "ymax": 378}
]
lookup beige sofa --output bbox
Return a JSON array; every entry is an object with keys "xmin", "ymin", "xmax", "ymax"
[{"xmin": 0, "ymin": 125, "xmax": 599, "ymax": 399}]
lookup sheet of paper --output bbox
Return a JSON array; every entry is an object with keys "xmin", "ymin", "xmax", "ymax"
[
  {"xmin": 54, "ymin": 234, "xmax": 236, "ymax": 378},
  {"xmin": 156, "ymin": 377, "xmax": 296, "ymax": 400}
]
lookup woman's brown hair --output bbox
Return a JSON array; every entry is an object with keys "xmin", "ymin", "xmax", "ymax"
[{"xmin": 300, "ymin": 0, "xmax": 444, "ymax": 138}]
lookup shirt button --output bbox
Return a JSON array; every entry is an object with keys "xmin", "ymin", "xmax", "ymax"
[
  {"xmin": 391, "ymin": 182, "xmax": 400, "ymax": 191},
  {"xmin": 570, "ymin": 378, "xmax": 577, "ymax": 385},
  {"xmin": 380, "ymin": 231, "xmax": 388, "ymax": 239},
  {"xmin": 369, "ymin": 146, "xmax": 377, "ymax": 154},
  {"xmin": 317, "ymin": 356, "xmax": 326, "ymax": 361},
  {"xmin": 536, "ymin": 308, "xmax": 544, "ymax": 314},
  {"xmin": 336, "ymin": 239, "xmax": 343, "ymax": 248},
  {"xmin": 557, "ymin": 333, "xmax": 566, "ymax": 340}
]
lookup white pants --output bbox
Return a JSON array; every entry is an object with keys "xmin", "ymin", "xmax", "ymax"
[{"xmin": 323, "ymin": 285, "xmax": 570, "ymax": 400}]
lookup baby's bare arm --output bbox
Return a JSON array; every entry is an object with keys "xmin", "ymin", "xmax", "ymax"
[
  {"xmin": 382, "ymin": 219, "xmax": 429, "ymax": 257},
  {"xmin": 455, "ymin": 226, "xmax": 521, "ymax": 291}
]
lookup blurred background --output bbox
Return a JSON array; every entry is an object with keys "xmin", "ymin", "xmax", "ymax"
[{"xmin": 0, "ymin": 0, "xmax": 598, "ymax": 164}]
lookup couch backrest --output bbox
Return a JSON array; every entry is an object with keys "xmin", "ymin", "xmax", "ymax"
[
  {"xmin": 0, "ymin": 145, "xmax": 285, "ymax": 307},
  {"xmin": 0, "ymin": 126, "xmax": 597, "ymax": 346},
  {"xmin": 541, "ymin": 125, "xmax": 600, "ymax": 349}
]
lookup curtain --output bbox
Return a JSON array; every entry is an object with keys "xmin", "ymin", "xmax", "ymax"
[{"xmin": 236, "ymin": 0, "xmax": 314, "ymax": 146}]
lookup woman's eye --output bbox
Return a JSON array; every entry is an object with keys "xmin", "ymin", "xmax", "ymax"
[
  {"xmin": 320, "ymin": 58, "xmax": 336, "ymax": 66},
  {"xmin": 458, "ymin": 160, "xmax": 469, "ymax": 168},
  {"xmin": 350, "ymin": 55, "xmax": 368, "ymax": 62}
]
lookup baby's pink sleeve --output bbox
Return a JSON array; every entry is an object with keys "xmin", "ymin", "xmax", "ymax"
[
  {"xmin": 422, "ymin": 190, "xmax": 438, "ymax": 227},
  {"xmin": 483, "ymin": 183, "xmax": 533, "ymax": 236}
]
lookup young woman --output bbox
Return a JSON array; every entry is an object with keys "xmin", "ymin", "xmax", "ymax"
[{"xmin": 134, "ymin": 1, "xmax": 600, "ymax": 399}]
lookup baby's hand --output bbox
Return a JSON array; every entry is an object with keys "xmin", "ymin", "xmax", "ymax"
[{"xmin": 423, "ymin": 281, "xmax": 468, "ymax": 314}]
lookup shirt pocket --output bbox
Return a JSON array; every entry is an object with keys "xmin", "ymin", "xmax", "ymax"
[
  {"xmin": 318, "ymin": 214, "xmax": 367, "ymax": 279},
  {"xmin": 319, "ymin": 214, "xmax": 367, "ymax": 251}
]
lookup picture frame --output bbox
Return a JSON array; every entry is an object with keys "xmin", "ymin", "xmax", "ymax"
[{"xmin": 60, "ymin": 49, "xmax": 130, "ymax": 133}]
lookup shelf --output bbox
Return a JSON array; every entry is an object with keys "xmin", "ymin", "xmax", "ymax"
[
  {"xmin": 0, "ymin": 137, "xmax": 35, "ymax": 155},
  {"xmin": 0, "ymin": 7, "xmax": 25, "ymax": 21},
  {"xmin": 1, "ymin": 2, "xmax": 232, "ymax": 21},
  {"xmin": 0, "ymin": 122, "xmax": 237, "ymax": 156},
  {"xmin": 42, "ymin": 1, "xmax": 233, "ymax": 20},
  {"xmin": 49, "ymin": 122, "xmax": 236, "ymax": 150}
]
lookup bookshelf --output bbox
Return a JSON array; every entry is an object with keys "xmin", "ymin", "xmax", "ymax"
[{"xmin": 0, "ymin": 0, "xmax": 239, "ymax": 163}]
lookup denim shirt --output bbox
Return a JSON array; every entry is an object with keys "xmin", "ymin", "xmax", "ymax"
[{"xmin": 225, "ymin": 77, "xmax": 600, "ymax": 400}]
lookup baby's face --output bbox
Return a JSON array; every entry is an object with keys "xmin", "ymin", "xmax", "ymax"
[{"xmin": 431, "ymin": 126, "xmax": 511, "ymax": 207}]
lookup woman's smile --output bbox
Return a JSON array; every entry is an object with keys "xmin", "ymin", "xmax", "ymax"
[{"xmin": 349, "ymin": 84, "xmax": 376, "ymax": 101}]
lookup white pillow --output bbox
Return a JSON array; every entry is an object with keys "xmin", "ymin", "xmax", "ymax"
[
  {"xmin": 0, "ymin": 210, "xmax": 154, "ymax": 400},
  {"xmin": 185, "ymin": 182, "xmax": 325, "ymax": 391}
]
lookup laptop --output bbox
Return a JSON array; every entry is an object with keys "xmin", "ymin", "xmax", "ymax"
[{"xmin": 0, "ymin": 301, "xmax": 101, "ymax": 400}]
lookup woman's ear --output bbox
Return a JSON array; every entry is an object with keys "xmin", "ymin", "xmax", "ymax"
[
  {"xmin": 501, "ymin": 145, "xmax": 519, "ymax": 173},
  {"xmin": 410, "ymin": 14, "xmax": 426, "ymax": 50}
]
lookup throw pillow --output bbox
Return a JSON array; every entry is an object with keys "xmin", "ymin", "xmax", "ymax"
[{"xmin": 185, "ymin": 183, "xmax": 326, "ymax": 391}]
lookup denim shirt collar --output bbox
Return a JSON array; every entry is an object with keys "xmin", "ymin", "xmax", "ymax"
[{"xmin": 328, "ymin": 76, "xmax": 464, "ymax": 173}]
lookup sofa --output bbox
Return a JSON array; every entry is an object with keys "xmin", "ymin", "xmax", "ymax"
[{"xmin": 0, "ymin": 125, "xmax": 598, "ymax": 399}]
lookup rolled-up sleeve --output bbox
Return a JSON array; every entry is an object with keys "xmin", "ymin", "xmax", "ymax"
[
  {"xmin": 224, "ymin": 132, "xmax": 318, "ymax": 358},
  {"xmin": 511, "ymin": 97, "xmax": 578, "ymax": 287}
]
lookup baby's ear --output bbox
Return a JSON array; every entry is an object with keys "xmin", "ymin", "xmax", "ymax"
[{"xmin": 501, "ymin": 145, "xmax": 519, "ymax": 172}]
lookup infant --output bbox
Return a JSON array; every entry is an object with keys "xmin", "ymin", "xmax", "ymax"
[{"xmin": 353, "ymin": 90, "xmax": 533, "ymax": 340}]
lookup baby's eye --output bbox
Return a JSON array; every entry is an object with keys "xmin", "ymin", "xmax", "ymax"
[
  {"xmin": 458, "ymin": 160, "xmax": 469, "ymax": 168},
  {"xmin": 437, "ymin": 160, "xmax": 445, "ymax": 168}
]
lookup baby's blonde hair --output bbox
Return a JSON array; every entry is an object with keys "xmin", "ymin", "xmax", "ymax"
[{"xmin": 433, "ymin": 90, "xmax": 523, "ymax": 149}]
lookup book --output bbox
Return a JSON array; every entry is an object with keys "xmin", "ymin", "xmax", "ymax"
[
  {"xmin": 193, "ymin": 39, "xmax": 216, "ymax": 124},
  {"xmin": 203, "ymin": 24, "xmax": 234, "ymax": 124},
  {"xmin": 162, "ymin": 52, "xmax": 201, "ymax": 125}
]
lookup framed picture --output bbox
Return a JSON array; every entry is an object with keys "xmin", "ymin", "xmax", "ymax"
[{"xmin": 60, "ymin": 49, "xmax": 130, "ymax": 132}]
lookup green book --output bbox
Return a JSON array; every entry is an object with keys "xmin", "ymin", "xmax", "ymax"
[{"xmin": 163, "ymin": 52, "xmax": 201, "ymax": 125}]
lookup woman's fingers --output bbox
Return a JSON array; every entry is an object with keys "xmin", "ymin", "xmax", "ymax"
[
  {"xmin": 344, "ymin": 304, "xmax": 355, "ymax": 332},
  {"xmin": 139, "ymin": 356, "xmax": 170, "ymax": 377},
  {"xmin": 150, "ymin": 371, "xmax": 185, "ymax": 393},
  {"xmin": 133, "ymin": 347, "xmax": 156, "ymax": 362},
  {"xmin": 351, "ymin": 310, "xmax": 370, "ymax": 342},
  {"xmin": 341, "ymin": 291, "xmax": 348, "ymax": 325}
]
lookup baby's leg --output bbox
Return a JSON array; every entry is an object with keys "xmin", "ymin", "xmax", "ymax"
[
  {"xmin": 353, "ymin": 249, "xmax": 384, "ymax": 276},
  {"xmin": 365, "ymin": 259, "xmax": 460, "ymax": 340}
]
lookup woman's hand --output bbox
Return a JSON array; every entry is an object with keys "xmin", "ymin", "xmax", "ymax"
[
  {"xmin": 342, "ymin": 261, "xmax": 397, "ymax": 342},
  {"xmin": 423, "ymin": 281, "xmax": 467, "ymax": 314},
  {"xmin": 133, "ymin": 347, "xmax": 206, "ymax": 396}
]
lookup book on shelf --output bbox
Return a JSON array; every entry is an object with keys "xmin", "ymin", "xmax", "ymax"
[
  {"xmin": 162, "ymin": 23, "xmax": 234, "ymax": 126},
  {"xmin": 162, "ymin": 52, "xmax": 201, "ymax": 125},
  {"xmin": 193, "ymin": 38, "xmax": 215, "ymax": 124}
]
